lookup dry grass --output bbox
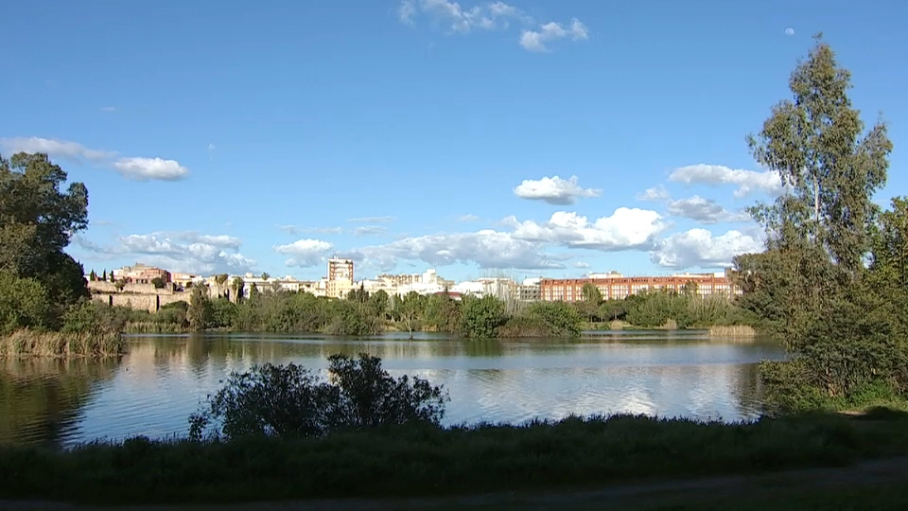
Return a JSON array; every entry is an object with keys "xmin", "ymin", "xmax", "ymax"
[
  {"xmin": 123, "ymin": 321, "xmax": 185, "ymax": 334},
  {"xmin": 0, "ymin": 329, "xmax": 125, "ymax": 358},
  {"xmin": 708, "ymin": 325, "xmax": 757, "ymax": 337}
]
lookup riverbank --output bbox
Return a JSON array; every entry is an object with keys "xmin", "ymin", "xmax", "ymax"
[
  {"xmin": 2, "ymin": 409, "xmax": 907, "ymax": 505},
  {"xmin": 0, "ymin": 330, "xmax": 125, "ymax": 358}
]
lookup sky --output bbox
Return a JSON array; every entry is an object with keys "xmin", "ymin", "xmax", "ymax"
[{"xmin": 2, "ymin": 0, "xmax": 906, "ymax": 283}]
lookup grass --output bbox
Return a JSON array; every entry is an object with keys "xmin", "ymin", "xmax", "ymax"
[
  {"xmin": 0, "ymin": 329, "xmax": 125, "ymax": 358},
  {"xmin": 2, "ymin": 410, "xmax": 908, "ymax": 505}
]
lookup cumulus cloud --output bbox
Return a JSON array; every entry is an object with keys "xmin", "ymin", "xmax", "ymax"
[
  {"xmin": 354, "ymin": 230, "xmax": 568, "ymax": 272},
  {"xmin": 0, "ymin": 136, "xmax": 189, "ymax": 182},
  {"xmin": 650, "ymin": 229, "xmax": 764, "ymax": 269},
  {"xmin": 669, "ymin": 164, "xmax": 784, "ymax": 198},
  {"xmin": 636, "ymin": 185, "xmax": 671, "ymax": 202},
  {"xmin": 785, "ymin": 28, "xmax": 795, "ymax": 36},
  {"xmin": 112, "ymin": 157, "xmax": 189, "ymax": 181},
  {"xmin": 513, "ymin": 175, "xmax": 601, "ymax": 205},
  {"xmin": 667, "ymin": 196, "xmax": 751, "ymax": 224},
  {"xmin": 273, "ymin": 239, "xmax": 334, "ymax": 268},
  {"xmin": 504, "ymin": 208, "xmax": 667, "ymax": 251},
  {"xmin": 73, "ymin": 231, "xmax": 256, "ymax": 274},
  {"xmin": 400, "ymin": 1, "xmax": 586, "ymax": 52},
  {"xmin": 519, "ymin": 19, "xmax": 588, "ymax": 52}
]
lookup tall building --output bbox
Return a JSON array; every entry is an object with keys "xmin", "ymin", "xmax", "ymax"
[{"xmin": 326, "ymin": 257, "xmax": 354, "ymax": 298}]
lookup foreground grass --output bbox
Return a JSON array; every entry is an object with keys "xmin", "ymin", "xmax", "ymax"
[
  {"xmin": 0, "ymin": 329, "xmax": 124, "ymax": 358},
  {"xmin": 2, "ymin": 410, "xmax": 908, "ymax": 505}
]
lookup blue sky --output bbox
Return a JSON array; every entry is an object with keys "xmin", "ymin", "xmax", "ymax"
[{"xmin": 2, "ymin": 0, "xmax": 906, "ymax": 282}]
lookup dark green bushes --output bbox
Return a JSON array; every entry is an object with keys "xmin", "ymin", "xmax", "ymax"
[{"xmin": 188, "ymin": 354, "xmax": 447, "ymax": 440}]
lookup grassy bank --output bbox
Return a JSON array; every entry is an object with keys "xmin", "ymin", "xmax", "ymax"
[
  {"xmin": 2, "ymin": 410, "xmax": 908, "ymax": 505},
  {"xmin": 0, "ymin": 330, "xmax": 124, "ymax": 358},
  {"xmin": 708, "ymin": 325, "xmax": 757, "ymax": 337}
]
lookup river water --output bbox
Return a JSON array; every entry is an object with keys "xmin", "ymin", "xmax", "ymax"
[{"xmin": 0, "ymin": 331, "xmax": 785, "ymax": 448}]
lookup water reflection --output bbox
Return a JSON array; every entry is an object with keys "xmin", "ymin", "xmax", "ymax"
[{"xmin": 0, "ymin": 332, "xmax": 786, "ymax": 448}]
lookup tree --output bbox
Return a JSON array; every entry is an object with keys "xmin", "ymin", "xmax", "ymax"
[
  {"xmin": 747, "ymin": 34, "xmax": 892, "ymax": 276},
  {"xmin": 151, "ymin": 277, "xmax": 165, "ymax": 289},
  {"xmin": 215, "ymin": 273, "xmax": 229, "ymax": 285},
  {"xmin": 231, "ymin": 277, "xmax": 245, "ymax": 302},
  {"xmin": 89, "ymin": 270, "xmax": 97, "ymax": 282},
  {"xmin": 188, "ymin": 283, "xmax": 213, "ymax": 331},
  {"xmin": 0, "ymin": 153, "xmax": 89, "ymax": 306},
  {"xmin": 460, "ymin": 295, "xmax": 505, "ymax": 338},
  {"xmin": 0, "ymin": 272, "xmax": 50, "ymax": 334},
  {"xmin": 581, "ymin": 283, "xmax": 602, "ymax": 304},
  {"xmin": 261, "ymin": 272, "xmax": 270, "ymax": 281},
  {"xmin": 102, "ymin": 269, "xmax": 108, "ymax": 282},
  {"xmin": 396, "ymin": 291, "xmax": 423, "ymax": 339},
  {"xmin": 367, "ymin": 289, "xmax": 390, "ymax": 319}
]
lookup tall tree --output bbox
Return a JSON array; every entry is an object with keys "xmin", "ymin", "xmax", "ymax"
[
  {"xmin": 747, "ymin": 34, "xmax": 892, "ymax": 275},
  {"xmin": 0, "ymin": 152, "xmax": 90, "ymax": 307}
]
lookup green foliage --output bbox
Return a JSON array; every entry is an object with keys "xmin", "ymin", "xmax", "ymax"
[
  {"xmin": 580, "ymin": 282, "xmax": 602, "ymax": 303},
  {"xmin": 187, "ymin": 284, "xmax": 213, "ymax": 331},
  {"xmin": 0, "ymin": 272, "xmax": 50, "ymax": 334},
  {"xmin": 150, "ymin": 277, "xmax": 165, "ymax": 289},
  {"xmin": 459, "ymin": 295, "xmax": 505, "ymax": 338},
  {"xmin": 0, "ymin": 153, "xmax": 89, "ymax": 308},
  {"xmin": 325, "ymin": 300, "xmax": 380, "ymax": 336},
  {"xmin": 230, "ymin": 277, "xmax": 245, "ymax": 302},
  {"xmin": 188, "ymin": 354, "xmax": 447, "ymax": 441},
  {"xmin": 209, "ymin": 298, "xmax": 238, "ymax": 329}
]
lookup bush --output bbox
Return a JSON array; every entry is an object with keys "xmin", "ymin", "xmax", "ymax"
[
  {"xmin": 188, "ymin": 353, "xmax": 448, "ymax": 441},
  {"xmin": 459, "ymin": 295, "xmax": 505, "ymax": 338}
]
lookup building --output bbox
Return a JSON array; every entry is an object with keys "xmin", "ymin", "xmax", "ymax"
[
  {"xmin": 114, "ymin": 263, "xmax": 170, "ymax": 284},
  {"xmin": 539, "ymin": 272, "xmax": 739, "ymax": 302},
  {"xmin": 326, "ymin": 257, "xmax": 354, "ymax": 298},
  {"xmin": 518, "ymin": 277, "xmax": 541, "ymax": 302},
  {"xmin": 170, "ymin": 272, "xmax": 203, "ymax": 288}
]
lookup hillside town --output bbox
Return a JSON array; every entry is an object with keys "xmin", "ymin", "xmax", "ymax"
[{"xmin": 86, "ymin": 257, "xmax": 741, "ymax": 313}]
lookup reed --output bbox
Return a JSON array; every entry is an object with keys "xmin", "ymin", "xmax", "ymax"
[
  {"xmin": 0, "ymin": 329, "xmax": 125, "ymax": 358},
  {"xmin": 708, "ymin": 325, "xmax": 757, "ymax": 337},
  {"xmin": 123, "ymin": 321, "xmax": 186, "ymax": 334}
]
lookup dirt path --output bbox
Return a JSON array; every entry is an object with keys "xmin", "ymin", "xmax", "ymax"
[{"xmin": 4, "ymin": 456, "xmax": 908, "ymax": 510}]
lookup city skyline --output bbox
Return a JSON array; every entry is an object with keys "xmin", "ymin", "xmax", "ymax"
[{"xmin": 2, "ymin": 1, "xmax": 905, "ymax": 282}]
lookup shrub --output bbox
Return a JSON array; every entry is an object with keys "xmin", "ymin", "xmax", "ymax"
[{"xmin": 188, "ymin": 353, "xmax": 447, "ymax": 441}]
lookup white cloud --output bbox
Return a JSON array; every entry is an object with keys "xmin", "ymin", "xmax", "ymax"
[
  {"xmin": 279, "ymin": 225, "xmax": 343, "ymax": 235},
  {"xmin": 520, "ymin": 18, "xmax": 588, "ymax": 52},
  {"xmin": 0, "ymin": 137, "xmax": 113, "ymax": 162},
  {"xmin": 667, "ymin": 196, "xmax": 751, "ymax": 224},
  {"xmin": 650, "ymin": 229, "xmax": 764, "ymax": 269},
  {"xmin": 400, "ymin": 1, "xmax": 585, "ymax": 52},
  {"xmin": 400, "ymin": 0, "xmax": 528, "ymax": 33},
  {"xmin": 274, "ymin": 239, "xmax": 334, "ymax": 268},
  {"xmin": 457, "ymin": 214, "xmax": 480, "ymax": 222},
  {"xmin": 74, "ymin": 231, "xmax": 256, "ymax": 274},
  {"xmin": 348, "ymin": 216, "xmax": 395, "ymax": 224},
  {"xmin": 573, "ymin": 261, "xmax": 590, "ymax": 269},
  {"xmin": 513, "ymin": 175, "xmax": 601, "ymax": 205},
  {"xmin": 112, "ymin": 157, "xmax": 189, "ymax": 181},
  {"xmin": 353, "ymin": 226, "xmax": 388, "ymax": 237},
  {"xmin": 505, "ymin": 208, "xmax": 667, "ymax": 251},
  {"xmin": 669, "ymin": 164, "xmax": 784, "ymax": 198},
  {"xmin": 636, "ymin": 185, "xmax": 671, "ymax": 202},
  {"xmin": 347, "ymin": 230, "xmax": 566, "ymax": 272},
  {"xmin": 0, "ymin": 136, "xmax": 189, "ymax": 182},
  {"xmin": 785, "ymin": 28, "xmax": 795, "ymax": 36}
]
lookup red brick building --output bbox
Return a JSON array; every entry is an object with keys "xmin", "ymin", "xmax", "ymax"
[{"xmin": 539, "ymin": 272, "xmax": 739, "ymax": 302}]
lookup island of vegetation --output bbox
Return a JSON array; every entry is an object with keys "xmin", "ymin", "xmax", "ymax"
[{"xmin": 2, "ymin": 36, "xmax": 908, "ymax": 508}]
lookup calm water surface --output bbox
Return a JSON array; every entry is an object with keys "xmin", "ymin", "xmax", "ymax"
[{"xmin": 0, "ymin": 331, "xmax": 785, "ymax": 447}]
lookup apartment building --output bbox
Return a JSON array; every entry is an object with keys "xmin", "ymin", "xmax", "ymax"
[
  {"xmin": 326, "ymin": 257, "xmax": 354, "ymax": 298},
  {"xmin": 539, "ymin": 271, "xmax": 739, "ymax": 302}
]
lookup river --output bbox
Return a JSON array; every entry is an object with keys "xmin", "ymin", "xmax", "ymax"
[{"xmin": 0, "ymin": 330, "xmax": 785, "ymax": 448}]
